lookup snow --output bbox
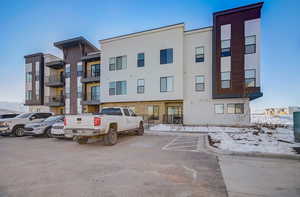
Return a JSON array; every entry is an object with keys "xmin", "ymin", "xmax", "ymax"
[
  {"xmin": 251, "ymin": 114, "xmax": 293, "ymax": 126},
  {"xmin": 209, "ymin": 128, "xmax": 300, "ymax": 155},
  {"xmin": 149, "ymin": 124, "xmax": 254, "ymax": 133}
]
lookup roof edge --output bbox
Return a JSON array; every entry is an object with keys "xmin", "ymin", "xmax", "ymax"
[
  {"xmin": 54, "ymin": 36, "xmax": 99, "ymax": 51},
  {"xmin": 214, "ymin": 2, "xmax": 264, "ymax": 16},
  {"xmin": 24, "ymin": 53, "xmax": 43, "ymax": 58}
]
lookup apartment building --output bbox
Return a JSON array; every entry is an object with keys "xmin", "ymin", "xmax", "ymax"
[
  {"xmin": 99, "ymin": 2, "xmax": 263, "ymax": 125},
  {"xmin": 25, "ymin": 37, "xmax": 100, "ymax": 114}
]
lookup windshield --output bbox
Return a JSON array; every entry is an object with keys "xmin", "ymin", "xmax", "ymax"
[
  {"xmin": 44, "ymin": 116, "xmax": 63, "ymax": 122},
  {"xmin": 16, "ymin": 113, "xmax": 32, "ymax": 119}
]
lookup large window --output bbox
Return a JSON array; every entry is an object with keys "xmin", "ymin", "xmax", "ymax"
[
  {"xmin": 227, "ymin": 103, "xmax": 244, "ymax": 114},
  {"xmin": 109, "ymin": 56, "xmax": 127, "ymax": 71},
  {"xmin": 221, "ymin": 72, "xmax": 230, "ymax": 88},
  {"xmin": 65, "ymin": 65, "xmax": 71, "ymax": 78},
  {"xmin": 77, "ymin": 63, "xmax": 83, "ymax": 77},
  {"xmin": 221, "ymin": 39, "xmax": 231, "ymax": 57},
  {"xmin": 109, "ymin": 81, "xmax": 127, "ymax": 96},
  {"xmin": 195, "ymin": 47, "xmax": 204, "ymax": 62},
  {"xmin": 137, "ymin": 53, "xmax": 145, "ymax": 67},
  {"xmin": 137, "ymin": 79, "xmax": 145, "ymax": 94},
  {"xmin": 26, "ymin": 72, "xmax": 32, "ymax": 83},
  {"xmin": 25, "ymin": 90, "xmax": 32, "ymax": 101},
  {"xmin": 160, "ymin": 48, "xmax": 173, "ymax": 64},
  {"xmin": 91, "ymin": 86, "xmax": 100, "ymax": 100},
  {"xmin": 91, "ymin": 64, "xmax": 100, "ymax": 77},
  {"xmin": 195, "ymin": 75, "xmax": 205, "ymax": 92},
  {"xmin": 215, "ymin": 104, "xmax": 224, "ymax": 114},
  {"xmin": 245, "ymin": 69, "xmax": 256, "ymax": 87},
  {"xmin": 148, "ymin": 105, "xmax": 159, "ymax": 120},
  {"xmin": 160, "ymin": 76, "xmax": 174, "ymax": 92},
  {"xmin": 245, "ymin": 35, "xmax": 256, "ymax": 54}
]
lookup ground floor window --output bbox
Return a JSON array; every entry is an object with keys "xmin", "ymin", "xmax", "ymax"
[
  {"xmin": 147, "ymin": 105, "xmax": 159, "ymax": 120},
  {"xmin": 227, "ymin": 103, "xmax": 244, "ymax": 114},
  {"xmin": 215, "ymin": 104, "xmax": 224, "ymax": 114}
]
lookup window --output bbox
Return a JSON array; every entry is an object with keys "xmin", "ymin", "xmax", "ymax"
[
  {"xmin": 221, "ymin": 39, "xmax": 231, "ymax": 57},
  {"xmin": 245, "ymin": 35, "xmax": 256, "ymax": 54},
  {"xmin": 25, "ymin": 91, "xmax": 32, "ymax": 100},
  {"xmin": 160, "ymin": 48, "xmax": 173, "ymax": 64},
  {"xmin": 137, "ymin": 79, "xmax": 144, "ymax": 94},
  {"xmin": 195, "ymin": 47, "xmax": 204, "ymax": 62},
  {"xmin": 245, "ymin": 69, "xmax": 256, "ymax": 87},
  {"xmin": 91, "ymin": 64, "xmax": 100, "ymax": 77},
  {"xmin": 221, "ymin": 72, "xmax": 230, "ymax": 88},
  {"xmin": 195, "ymin": 76, "xmax": 205, "ymax": 92},
  {"xmin": 123, "ymin": 108, "xmax": 130, "ymax": 116},
  {"xmin": 137, "ymin": 53, "xmax": 144, "ymax": 67},
  {"xmin": 77, "ymin": 63, "xmax": 83, "ymax": 77},
  {"xmin": 26, "ymin": 72, "xmax": 32, "ymax": 83},
  {"xmin": 110, "ymin": 56, "xmax": 127, "ymax": 71},
  {"xmin": 215, "ymin": 104, "xmax": 224, "ymax": 114},
  {"xmin": 148, "ymin": 105, "xmax": 159, "ymax": 120},
  {"xmin": 77, "ymin": 81, "xmax": 82, "ymax": 97},
  {"xmin": 91, "ymin": 86, "xmax": 100, "ymax": 100},
  {"xmin": 227, "ymin": 104, "xmax": 244, "ymax": 114},
  {"xmin": 109, "ymin": 81, "xmax": 127, "ymax": 96},
  {"xmin": 101, "ymin": 108, "xmax": 122, "ymax": 116},
  {"xmin": 160, "ymin": 76, "xmax": 174, "ymax": 92},
  {"xmin": 65, "ymin": 65, "xmax": 71, "ymax": 78}
]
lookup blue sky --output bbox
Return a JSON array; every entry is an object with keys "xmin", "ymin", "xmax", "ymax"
[{"xmin": 0, "ymin": 0, "xmax": 299, "ymax": 109}]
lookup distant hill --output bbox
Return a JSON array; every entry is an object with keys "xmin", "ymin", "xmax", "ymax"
[{"xmin": 0, "ymin": 102, "xmax": 27, "ymax": 114}]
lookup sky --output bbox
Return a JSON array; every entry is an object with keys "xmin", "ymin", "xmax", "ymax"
[{"xmin": 0, "ymin": 0, "xmax": 299, "ymax": 110}]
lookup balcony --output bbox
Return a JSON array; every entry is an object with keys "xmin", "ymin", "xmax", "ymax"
[
  {"xmin": 81, "ymin": 72, "xmax": 100, "ymax": 83},
  {"xmin": 46, "ymin": 60, "xmax": 64, "ymax": 69},
  {"xmin": 81, "ymin": 92, "xmax": 100, "ymax": 105},
  {"xmin": 45, "ymin": 95, "xmax": 65, "ymax": 107},
  {"xmin": 45, "ymin": 75, "xmax": 65, "ymax": 87}
]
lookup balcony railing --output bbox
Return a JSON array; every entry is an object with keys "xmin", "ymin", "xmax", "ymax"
[
  {"xmin": 81, "ymin": 92, "xmax": 100, "ymax": 105},
  {"xmin": 45, "ymin": 95, "xmax": 65, "ymax": 107},
  {"xmin": 81, "ymin": 72, "xmax": 100, "ymax": 83},
  {"xmin": 45, "ymin": 75, "xmax": 65, "ymax": 87}
]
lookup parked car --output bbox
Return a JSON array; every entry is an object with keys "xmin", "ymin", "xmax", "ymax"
[
  {"xmin": 64, "ymin": 107, "xmax": 144, "ymax": 145},
  {"xmin": 0, "ymin": 114, "xmax": 19, "ymax": 119},
  {"xmin": 51, "ymin": 121, "xmax": 74, "ymax": 139},
  {"xmin": 24, "ymin": 115, "xmax": 64, "ymax": 137},
  {"xmin": 0, "ymin": 112, "xmax": 52, "ymax": 137}
]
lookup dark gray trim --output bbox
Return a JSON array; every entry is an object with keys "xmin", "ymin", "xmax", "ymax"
[
  {"xmin": 24, "ymin": 53, "xmax": 43, "ymax": 58},
  {"xmin": 99, "ymin": 22, "xmax": 184, "ymax": 42},
  {"xmin": 54, "ymin": 36, "xmax": 99, "ymax": 51}
]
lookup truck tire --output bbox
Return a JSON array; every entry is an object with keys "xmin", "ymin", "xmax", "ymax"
[
  {"xmin": 44, "ymin": 127, "xmax": 52, "ymax": 138},
  {"xmin": 76, "ymin": 137, "xmax": 88, "ymax": 144},
  {"xmin": 104, "ymin": 127, "xmax": 118, "ymax": 146},
  {"xmin": 14, "ymin": 126, "xmax": 25, "ymax": 137},
  {"xmin": 136, "ymin": 122, "xmax": 144, "ymax": 136}
]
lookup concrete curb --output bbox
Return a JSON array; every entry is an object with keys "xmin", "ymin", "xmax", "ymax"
[
  {"xmin": 204, "ymin": 135, "xmax": 300, "ymax": 161},
  {"xmin": 145, "ymin": 130, "xmax": 207, "ymax": 136}
]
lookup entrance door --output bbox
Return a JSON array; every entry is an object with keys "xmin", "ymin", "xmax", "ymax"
[{"xmin": 167, "ymin": 106, "xmax": 183, "ymax": 124}]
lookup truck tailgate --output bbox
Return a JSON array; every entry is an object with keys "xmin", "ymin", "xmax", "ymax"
[{"xmin": 65, "ymin": 115, "xmax": 98, "ymax": 130}]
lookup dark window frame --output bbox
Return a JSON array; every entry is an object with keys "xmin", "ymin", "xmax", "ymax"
[
  {"xmin": 160, "ymin": 48, "xmax": 173, "ymax": 64},
  {"xmin": 137, "ymin": 79, "xmax": 145, "ymax": 94},
  {"xmin": 195, "ymin": 46, "xmax": 205, "ymax": 63},
  {"xmin": 221, "ymin": 39, "xmax": 231, "ymax": 57},
  {"xmin": 137, "ymin": 53, "xmax": 145, "ymax": 67},
  {"xmin": 221, "ymin": 72, "xmax": 231, "ymax": 89},
  {"xmin": 195, "ymin": 75, "xmax": 205, "ymax": 92},
  {"xmin": 245, "ymin": 69, "xmax": 256, "ymax": 88},
  {"xmin": 245, "ymin": 35, "xmax": 256, "ymax": 54}
]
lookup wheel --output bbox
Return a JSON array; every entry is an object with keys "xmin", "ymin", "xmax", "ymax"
[
  {"xmin": 76, "ymin": 137, "xmax": 88, "ymax": 144},
  {"xmin": 14, "ymin": 126, "xmax": 25, "ymax": 137},
  {"xmin": 104, "ymin": 127, "xmax": 118, "ymax": 146},
  {"xmin": 44, "ymin": 127, "xmax": 52, "ymax": 138},
  {"xmin": 136, "ymin": 122, "xmax": 144, "ymax": 136}
]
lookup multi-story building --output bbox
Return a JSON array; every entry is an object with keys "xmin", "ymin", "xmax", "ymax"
[
  {"xmin": 99, "ymin": 2, "xmax": 263, "ymax": 125},
  {"xmin": 25, "ymin": 37, "xmax": 100, "ymax": 114},
  {"xmin": 24, "ymin": 2, "xmax": 263, "ymax": 126}
]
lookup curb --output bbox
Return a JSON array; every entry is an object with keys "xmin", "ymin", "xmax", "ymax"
[
  {"xmin": 145, "ymin": 130, "xmax": 207, "ymax": 136},
  {"xmin": 204, "ymin": 135, "xmax": 300, "ymax": 161}
]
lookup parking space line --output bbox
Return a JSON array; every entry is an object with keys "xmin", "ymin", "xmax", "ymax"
[{"xmin": 162, "ymin": 136, "xmax": 202, "ymax": 152}]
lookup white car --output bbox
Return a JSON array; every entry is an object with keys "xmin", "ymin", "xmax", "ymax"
[
  {"xmin": 51, "ymin": 122, "xmax": 73, "ymax": 139},
  {"xmin": 64, "ymin": 107, "xmax": 144, "ymax": 145}
]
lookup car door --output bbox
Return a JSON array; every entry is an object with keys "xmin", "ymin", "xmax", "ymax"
[
  {"xmin": 129, "ymin": 109, "xmax": 140, "ymax": 129},
  {"xmin": 29, "ymin": 114, "xmax": 43, "ymax": 123},
  {"xmin": 122, "ymin": 108, "xmax": 132, "ymax": 130}
]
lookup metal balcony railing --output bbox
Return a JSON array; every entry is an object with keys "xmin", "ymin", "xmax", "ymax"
[
  {"xmin": 81, "ymin": 71, "xmax": 100, "ymax": 83},
  {"xmin": 81, "ymin": 92, "xmax": 100, "ymax": 105},
  {"xmin": 45, "ymin": 75, "xmax": 65, "ymax": 86},
  {"xmin": 45, "ymin": 95, "xmax": 65, "ymax": 107}
]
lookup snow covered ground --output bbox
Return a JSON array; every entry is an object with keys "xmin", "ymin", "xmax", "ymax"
[
  {"xmin": 251, "ymin": 114, "xmax": 293, "ymax": 126},
  {"xmin": 209, "ymin": 128, "xmax": 300, "ymax": 155},
  {"xmin": 148, "ymin": 124, "xmax": 256, "ymax": 133}
]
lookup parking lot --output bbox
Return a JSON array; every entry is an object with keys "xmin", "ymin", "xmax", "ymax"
[{"xmin": 0, "ymin": 134, "xmax": 227, "ymax": 197}]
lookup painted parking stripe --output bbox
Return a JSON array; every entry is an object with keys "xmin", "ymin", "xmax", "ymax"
[{"xmin": 162, "ymin": 136, "xmax": 201, "ymax": 152}]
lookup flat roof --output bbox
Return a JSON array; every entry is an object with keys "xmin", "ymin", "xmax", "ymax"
[
  {"xmin": 54, "ymin": 36, "xmax": 99, "ymax": 51},
  {"xmin": 214, "ymin": 2, "xmax": 264, "ymax": 16},
  {"xmin": 24, "ymin": 53, "xmax": 43, "ymax": 58},
  {"xmin": 100, "ymin": 23, "xmax": 185, "ymax": 43}
]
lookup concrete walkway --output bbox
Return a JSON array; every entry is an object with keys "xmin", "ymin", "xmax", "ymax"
[{"xmin": 219, "ymin": 155, "xmax": 300, "ymax": 197}]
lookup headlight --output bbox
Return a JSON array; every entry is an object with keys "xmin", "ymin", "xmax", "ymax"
[{"xmin": 0, "ymin": 122, "xmax": 10, "ymax": 127}]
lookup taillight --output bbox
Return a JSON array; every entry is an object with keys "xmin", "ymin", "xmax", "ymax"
[
  {"xmin": 64, "ymin": 118, "xmax": 67, "ymax": 126},
  {"xmin": 94, "ymin": 117, "xmax": 101, "ymax": 126}
]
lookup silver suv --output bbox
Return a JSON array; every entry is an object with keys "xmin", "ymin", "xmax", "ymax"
[{"xmin": 0, "ymin": 112, "xmax": 52, "ymax": 137}]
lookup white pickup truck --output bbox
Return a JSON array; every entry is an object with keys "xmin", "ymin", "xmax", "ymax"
[{"xmin": 64, "ymin": 107, "xmax": 144, "ymax": 145}]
